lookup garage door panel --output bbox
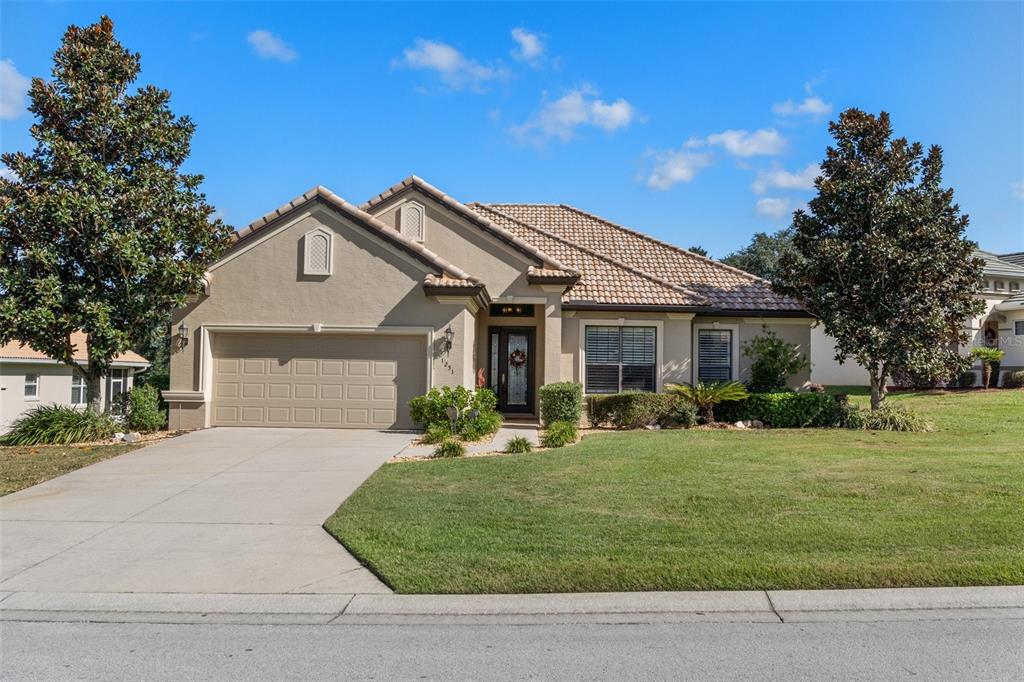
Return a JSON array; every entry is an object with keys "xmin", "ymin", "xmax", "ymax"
[{"xmin": 211, "ymin": 333, "xmax": 425, "ymax": 429}]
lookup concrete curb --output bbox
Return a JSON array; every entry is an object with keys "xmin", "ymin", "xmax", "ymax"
[{"xmin": 1, "ymin": 587, "xmax": 1022, "ymax": 626}]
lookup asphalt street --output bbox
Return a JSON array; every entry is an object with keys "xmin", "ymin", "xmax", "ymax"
[{"xmin": 3, "ymin": 617, "xmax": 1022, "ymax": 680}]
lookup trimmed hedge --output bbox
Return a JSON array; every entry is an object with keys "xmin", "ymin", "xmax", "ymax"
[
  {"xmin": 718, "ymin": 391, "xmax": 850, "ymax": 428},
  {"xmin": 539, "ymin": 382, "xmax": 583, "ymax": 425},
  {"xmin": 586, "ymin": 391, "xmax": 677, "ymax": 429},
  {"xmin": 125, "ymin": 385, "xmax": 166, "ymax": 432},
  {"xmin": 1003, "ymin": 370, "xmax": 1024, "ymax": 389},
  {"xmin": 409, "ymin": 386, "xmax": 502, "ymax": 440}
]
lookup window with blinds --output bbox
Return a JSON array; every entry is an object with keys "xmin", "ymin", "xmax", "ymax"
[
  {"xmin": 585, "ymin": 326, "xmax": 656, "ymax": 393},
  {"xmin": 697, "ymin": 329, "xmax": 733, "ymax": 382}
]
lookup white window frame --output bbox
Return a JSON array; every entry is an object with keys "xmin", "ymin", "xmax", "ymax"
[
  {"xmin": 24, "ymin": 373, "xmax": 39, "ymax": 400},
  {"xmin": 71, "ymin": 371, "xmax": 87, "ymax": 406},
  {"xmin": 302, "ymin": 227, "xmax": 333, "ymax": 276},
  {"xmin": 108, "ymin": 368, "xmax": 127, "ymax": 412},
  {"xmin": 578, "ymin": 319, "xmax": 664, "ymax": 393},
  {"xmin": 398, "ymin": 201, "xmax": 426, "ymax": 243},
  {"xmin": 1015, "ymin": 320, "xmax": 1024, "ymax": 336},
  {"xmin": 693, "ymin": 323, "xmax": 740, "ymax": 384}
]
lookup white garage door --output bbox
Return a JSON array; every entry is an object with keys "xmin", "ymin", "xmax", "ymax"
[{"xmin": 210, "ymin": 333, "xmax": 426, "ymax": 429}]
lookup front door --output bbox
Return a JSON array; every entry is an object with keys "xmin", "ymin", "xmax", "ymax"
[{"xmin": 488, "ymin": 327, "xmax": 536, "ymax": 414}]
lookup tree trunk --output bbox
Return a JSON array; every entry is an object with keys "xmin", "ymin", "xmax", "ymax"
[
  {"xmin": 869, "ymin": 373, "xmax": 887, "ymax": 410},
  {"xmin": 86, "ymin": 362, "xmax": 103, "ymax": 413},
  {"xmin": 982, "ymin": 362, "xmax": 992, "ymax": 389}
]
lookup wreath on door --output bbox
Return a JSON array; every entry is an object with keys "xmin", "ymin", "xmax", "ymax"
[{"xmin": 509, "ymin": 349, "xmax": 528, "ymax": 369}]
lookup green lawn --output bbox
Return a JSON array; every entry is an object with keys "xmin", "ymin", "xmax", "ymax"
[
  {"xmin": 0, "ymin": 443, "xmax": 144, "ymax": 496},
  {"xmin": 325, "ymin": 389, "xmax": 1024, "ymax": 593}
]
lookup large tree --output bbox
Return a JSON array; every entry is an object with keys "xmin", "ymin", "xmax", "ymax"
[
  {"xmin": 721, "ymin": 229, "xmax": 798, "ymax": 280},
  {"xmin": 775, "ymin": 109, "xmax": 984, "ymax": 409},
  {"xmin": 0, "ymin": 16, "xmax": 232, "ymax": 409}
]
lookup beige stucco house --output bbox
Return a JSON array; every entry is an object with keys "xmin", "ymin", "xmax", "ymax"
[
  {"xmin": 165, "ymin": 177, "xmax": 812, "ymax": 431},
  {"xmin": 0, "ymin": 332, "xmax": 150, "ymax": 434}
]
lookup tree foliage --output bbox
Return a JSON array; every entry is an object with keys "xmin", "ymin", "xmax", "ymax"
[
  {"xmin": 721, "ymin": 229, "xmax": 798, "ymax": 280},
  {"xmin": 0, "ymin": 16, "xmax": 232, "ymax": 408},
  {"xmin": 742, "ymin": 327, "xmax": 810, "ymax": 392},
  {"xmin": 774, "ymin": 109, "xmax": 985, "ymax": 408}
]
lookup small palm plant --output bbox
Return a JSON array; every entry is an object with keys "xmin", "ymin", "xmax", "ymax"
[
  {"xmin": 667, "ymin": 381, "xmax": 749, "ymax": 424},
  {"xmin": 971, "ymin": 347, "xmax": 1005, "ymax": 389}
]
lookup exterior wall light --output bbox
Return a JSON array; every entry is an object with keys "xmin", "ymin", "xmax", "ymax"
[
  {"xmin": 178, "ymin": 321, "xmax": 190, "ymax": 347},
  {"xmin": 443, "ymin": 326, "xmax": 455, "ymax": 354}
]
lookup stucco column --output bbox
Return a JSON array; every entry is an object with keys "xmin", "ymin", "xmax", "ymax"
[{"xmin": 543, "ymin": 293, "xmax": 563, "ymax": 384}]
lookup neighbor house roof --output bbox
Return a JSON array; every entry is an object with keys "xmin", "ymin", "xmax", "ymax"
[
  {"xmin": 997, "ymin": 251, "xmax": 1024, "ymax": 268},
  {"xmin": 474, "ymin": 203, "xmax": 805, "ymax": 313},
  {"xmin": 976, "ymin": 249, "xmax": 1024, "ymax": 278},
  {"xmin": 0, "ymin": 331, "xmax": 149, "ymax": 365}
]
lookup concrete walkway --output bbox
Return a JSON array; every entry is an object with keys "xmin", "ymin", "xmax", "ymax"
[{"xmin": 0, "ymin": 428, "xmax": 412, "ymax": 595}]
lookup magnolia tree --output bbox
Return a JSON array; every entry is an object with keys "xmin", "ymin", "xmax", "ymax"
[
  {"xmin": 775, "ymin": 109, "xmax": 985, "ymax": 409},
  {"xmin": 0, "ymin": 17, "xmax": 232, "ymax": 410}
]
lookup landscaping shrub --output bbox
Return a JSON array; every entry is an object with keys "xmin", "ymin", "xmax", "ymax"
[
  {"xmin": 538, "ymin": 382, "xmax": 583, "ymax": 425},
  {"xmin": 742, "ymin": 327, "xmax": 810, "ymax": 392},
  {"xmin": 2, "ymin": 405, "xmax": 116, "ymax": 446},
  {"xmin": 541, "ymin": 421, "xmax": 578, "ymax": 448},
  {"xmin": 663, "ymin": 401, "xmax": 699, "ymax": 429},
  {"xmin": 971, "ymin": 347, "xmax": 1005, "ymax": 389},
  {"xmin": 432, "ymin": 437, "xmax": 465, "ymax": 459},
  {"xmin": 892, "ymin": 366, "xmax": 949, "ymax": 390},
  {"xmin": 666, "ymin": 381, "xmax": 749, "ymax": 423},
  {"xmin": 856, "ymin": 404, "xmax": 933, "ymax": 432},
  {"xmin": 422, "ymin": 422, "xmax": 452, "ymax": 444},
  {"xmin": 739, "ymin": 391, "xmax": 849, "ymax": 428},
  {"xmin": 1002, "ymin": 370, "xmax": 1024, "ymax": 389},
  {"xmin": 124, "ymin": 384, "xmax": 166, "ymax": 432},
  {"xmin": 948, "ymin": 370, "xmax": 977, "ymax": 388},
  {"xmin": 585, "ymin": 391, "xmax": 675, "ymax": 429},
  {"xmin": 409, "ymin": 386, "xmax": 502, "ymax": 440},
  {"xmin": 505, "ymin": 435, "xmax": 533, "ymax": 454}
]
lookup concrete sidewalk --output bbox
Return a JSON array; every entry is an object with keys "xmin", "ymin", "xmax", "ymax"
[{"xmin": 2, "ymin": 586, "xmax": 1021, "ymax": 625}]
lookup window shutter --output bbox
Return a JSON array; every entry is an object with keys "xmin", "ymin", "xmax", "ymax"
[{"xmin": 400, "ymin": 203, "xmax": 425, "ymax": 242}]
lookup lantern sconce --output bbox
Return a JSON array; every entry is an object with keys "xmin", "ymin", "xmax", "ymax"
[
  {"xmin": 178, "ymin": 321, "xmax": 190, "ymax": 348},
  {"xmin": 443, "ymin": 326, "xmax": 455, "ymax": 354}
]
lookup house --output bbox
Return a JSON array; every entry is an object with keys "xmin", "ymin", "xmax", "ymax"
[
  {"xmin": 0, "ymin": 332, "xmax": 150, "ymax": 434},
  {"xmin": 810, "ymin": 249, "xmax": 1024, "ymax": 387},
  {"xmin": 164, "ymin": 176, "xmax": 812, "ymax": 431}
]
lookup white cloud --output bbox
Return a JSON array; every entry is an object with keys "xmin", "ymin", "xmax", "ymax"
[
  {"xmin": 0, "ymin": 59, "xmax": 30, "ymax": 120},
  {"xmin": 752, "ymin": 163, "xmax": 819, "ymax": 195},
  {"xmin": 1012, "ymin": 180, "xmax": 1024, "ymax": 200},
  {"xmin": 247, "ymin": 30, "xmax": 298, "ymax": 62},
  {"xmin": 772, "ymin": 96, "xmax": 831, "ymax": 117},
  {"xmin": 755, "ymin": 197, "xmax": 791, "ymax": 219},
  {"xmin": 511, "ymin": 28, "xmax": 545, "ymax": 64},
  {"xmin": 511, "ymin": 86, "xmax": 639, "ymax": 145},
  {"xmin": 646, "ymin": 149, "xmax": 713, "ymax": 190},
  {"xmin": 689, "ymin": 128, "xmax": 785, "ymax": 157},
  {"xmin": 396, "ymin": 39, "xmax": 508, "ymax": 92},
  {"xmin": 0, "ymin": 165, "xmax": 18, "ymax": 182}
]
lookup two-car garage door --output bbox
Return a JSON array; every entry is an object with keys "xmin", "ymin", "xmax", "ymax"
[{"xmin": 211, "ymin": 333, "xmax": 426, "ymax": 429}]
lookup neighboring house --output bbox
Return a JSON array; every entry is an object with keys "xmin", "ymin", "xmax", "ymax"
[
  {"xmin": 0, "ymin": 332, "xmax": 150, "ymax": 434},
  {"xmin": 165, "ymin": 176, "xmax": 811, "ymax": 431},
  {"xmin": 810, "ymin": 249, "xmax": 1024, "ymax": 387}
]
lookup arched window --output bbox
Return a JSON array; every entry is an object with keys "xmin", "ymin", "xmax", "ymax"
[{"xmin": 303, "ymin": 228, "xmax": 332, "ymax": 276}]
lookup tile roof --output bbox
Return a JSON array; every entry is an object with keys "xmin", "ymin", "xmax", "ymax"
[
  {"xmin": 999, "ymin": 252, "xmax": 1024, "ymax": 267},
  {"xmin": 470, "ymin": 204, "xmax": 709, "ymax": 308},
  {"xmin": 0, "ymin": 331, "xmax": 149, "ymax": 365},
  {"xmin": 476, "ymin": 203, "xmax": 805, "ymax": 312},
  {"xmin": 227, "ymin": 185, "xmax": 482, "ymax": 287},
  {"xmin": 976, "ymin": 249, "xmax": 1024, "ymax": 278},
  {"xmin": 362, "ymin": 176, "xmax": 579, "ymax": 279}
]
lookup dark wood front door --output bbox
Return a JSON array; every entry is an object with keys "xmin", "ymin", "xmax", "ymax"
[{"xmin": 488, "ymin": 327, "xmax": 536, "ymax": 414}]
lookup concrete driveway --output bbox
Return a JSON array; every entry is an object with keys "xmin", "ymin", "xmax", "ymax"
[{"xmin": 0, "ymin": 428, "xmax": 412, "ymax": 594}]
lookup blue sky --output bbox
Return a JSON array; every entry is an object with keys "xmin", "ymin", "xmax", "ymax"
[{"xmin": 2, "ymin": 1, "xmax": 1022, "ymax": 256}]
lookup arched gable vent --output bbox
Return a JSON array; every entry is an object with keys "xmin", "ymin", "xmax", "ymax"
[
  {"xmin": 303, "ymin": 227, "xmax": 333, "ymax": 276},
  {"xmin": 398, "ymin": 201, "xmax": 426, "ymax": 242}
]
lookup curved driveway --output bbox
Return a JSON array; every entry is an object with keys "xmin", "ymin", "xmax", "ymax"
[{"xmin": 0, "ymin": 428, "xmax": 411, "ymax": 594}]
